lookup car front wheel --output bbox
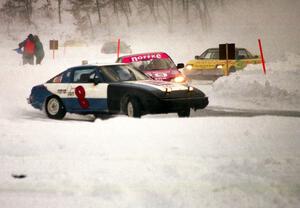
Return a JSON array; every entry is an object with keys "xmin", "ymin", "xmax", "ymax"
[
  {"xmin": 45, "ymin": 96, "xmax": 66, "ymax": 119},
  {"xmin": 126, "ymin": 98, "xmax": 141, "ymax": 118},
  {"xmin": 177, "ymin": 108, "xmax": 190, "ymax": 117}
]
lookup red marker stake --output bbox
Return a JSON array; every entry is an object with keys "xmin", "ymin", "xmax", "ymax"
[
  {"xmin": 117, "ymin": 38, "xmax": 120, "ymax": 59},
  {"xmin": 258, "ymin": 39, "xmax": 266, "ymax": 75}
]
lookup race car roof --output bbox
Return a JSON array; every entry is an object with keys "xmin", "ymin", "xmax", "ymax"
[
  {"xmin": 118, "ymin": 52, "xmax": 171, "ymax": 63},
  {"xmin": 86, "ymin": 62, "xmax": 126, "ymax": 67}
]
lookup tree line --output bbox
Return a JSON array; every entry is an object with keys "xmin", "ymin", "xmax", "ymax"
[{"xmin": 0, "ymin": 0, "xmax": 223, "ymax": 35}]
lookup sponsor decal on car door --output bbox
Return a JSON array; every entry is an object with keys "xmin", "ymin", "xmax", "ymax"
[{"xmin": 66, "ymin": 83, "xmax": 109, "ymax": 111}]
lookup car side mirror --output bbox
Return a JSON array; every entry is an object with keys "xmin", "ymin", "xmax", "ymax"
[
  {"xmin": 253, "ymin": 55, "xmax": 259, "ymax": 58},
  {"xmin": 177, "ymin": 63, "xmax": 184, "ymax": 69},
  {"xmin": 195, "ymin": 55, "xmax": 201, "ymax": 60}
]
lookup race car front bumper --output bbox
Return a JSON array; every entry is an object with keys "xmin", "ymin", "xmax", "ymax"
[{"xmin": 144, "ymin": 96, "xmax": 209, "ymax": 114}]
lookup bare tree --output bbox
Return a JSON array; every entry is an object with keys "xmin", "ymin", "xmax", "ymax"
[
  {"xmin": 190, "ymin": 0, "xmax": 211, "ymax": 32},
  {"xmin": 39, "ymin": 0, "xmax": 53, "ymax": 18},
  {"xmin": 118, "ymin": 0, "xmax": 132, "ymax": 26},
  {"xmin": 58, "ymin": 0, "xmax": 62, "ymax": 23},
  {"xmin": 69, "ymin": 0, "xmax": 95, "ymax": 37},
  {"xmin": 0, "ymin": 0, "xmax": 36, "ymax": 25},
  {"xmin": 95, "ymin": 0, "xmax": 111, "ymax": 24},
  {"xmin": 24, "ymin": 0, "xmax": 33, "ymax": 25},
  {"xmin": 95, "ymin": 0, "xmax": 102, "ymax": 23},
  {"xmin": 138, "ymin": 0, "xmax": 158, "ymax": 23},
  {"xmin": 0, "ymin": 5, "xmax": 13, "ymax": 35},
  {"xmin": 160, "ymin": 0, "xmax": 174, "ymax": 33},
  {"xmin": 0, "ymin": 0, "xmax": 225, "ymax": 36},
  {"xmin": 182, "ymin": 0, "xmax": 189, "ymax": 24}
]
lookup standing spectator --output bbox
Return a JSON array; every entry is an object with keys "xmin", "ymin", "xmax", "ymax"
[
  {"xmin": 18, "ymin": 34, "xmax": 36, "ymax": 65},
  {"xmin": 34, "ymin": 35, "xmax": 45, "ymax": 65}
]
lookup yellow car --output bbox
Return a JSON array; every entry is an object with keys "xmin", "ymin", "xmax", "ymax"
[{"xmin": 185, "ymin": 48, "xmax": 261, "ymax": 76}]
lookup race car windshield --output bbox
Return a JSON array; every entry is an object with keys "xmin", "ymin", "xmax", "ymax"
[
  {"xmin": 130, "ymin": 58, "xmax": 176, "ymax": 71},
  {"xmin": 99, "ymin": 65, "xmax": 149, "ymax": 82}
]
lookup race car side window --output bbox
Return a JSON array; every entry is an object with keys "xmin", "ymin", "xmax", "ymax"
[
  {"xmin": 199, "ymin": 50, "xmax": 208, "ymax": 59},
  {"xmin": 99, "ymin": 65, "xmax": 148, "ymax": 82},
  {"xmin": 245, "ymin": 50, "xmax": 254, "ymax": 58},
  {"xmin": 204, "ymin": 51, "xmax": 212, "ymax": 59},
  {"xmin": 237, "ymin": 49, "xmax": 249, "ymax": 59},
  {"xmin": 211, "ymin": 51, "xmax": 219, "ymax": 59},
  {"xmin": 72, "ymin": 68, "xmax": 97, "ymax": 83},
  {"xmin": 200, "ymin": 49, "xmax": 219, "ymax": 59},
  {"xmin": 47, "ymin": 73, "xmax": 63, "ymax": 83}
]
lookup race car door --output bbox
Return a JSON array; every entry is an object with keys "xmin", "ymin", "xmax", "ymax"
[
  {"xmin": 196, "ymin": 49, "xmax": 220, "ymax": 70},
  {"xmin": 235, "ymin": 49, "xmax": 260, "ymax": 69},
  {"xmin": 65, "ymin": 66, "xmax": 109, "ymax": 112}
]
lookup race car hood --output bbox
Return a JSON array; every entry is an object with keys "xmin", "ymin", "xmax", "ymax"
[
  {"xmin": 144, "ymin": 68, "xmax": 179, "ymax": 81},
  {"xmin": 127, "ymin": 79, "xmax": 188, "ymax": 92},
  {"xmin": 107, "ymin": 79, "xmax": 205, "ymax": 103}
]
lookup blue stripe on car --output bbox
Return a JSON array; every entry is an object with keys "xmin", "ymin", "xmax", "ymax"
[
  {"xmin": 30, "ymin": 85, "xmax": 53, "ymax": 110},
  {"xmin": 62, "ymin": 98, "xmax": 108, "ymax": 113}
]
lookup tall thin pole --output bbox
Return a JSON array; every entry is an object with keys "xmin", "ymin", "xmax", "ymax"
[{"xmin": 258, "ymin": 39, "xmax": 266, "ymax": 75}]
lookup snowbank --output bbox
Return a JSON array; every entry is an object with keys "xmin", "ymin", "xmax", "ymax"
[{"xmin": 208, "ymin": 53, "xmax": 300, "ymax": 111}]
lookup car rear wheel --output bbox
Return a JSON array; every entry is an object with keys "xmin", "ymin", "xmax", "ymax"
[
  {"xmin": 177, "ymin": 108, "xmax": 190, "ymax": 117},
  {"xmin": 45, "ymin": 96, "xmax": 66, "ymax": 119},
  {"xmin": 126, "ymin": 98, "xmax": 141, "ymax": 118}
]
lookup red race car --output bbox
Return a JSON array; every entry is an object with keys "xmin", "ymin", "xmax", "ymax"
[{"xmin": 117, "ymin": 52, "xmax": 187, "ymax": 83}]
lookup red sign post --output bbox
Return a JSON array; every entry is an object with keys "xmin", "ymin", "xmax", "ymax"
[{"xmin": 258, "ymin": 39, "xmax": 266, "ymax": 75}]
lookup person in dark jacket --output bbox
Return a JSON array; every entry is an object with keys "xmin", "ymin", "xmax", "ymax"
[
  {"xmin": 33, "ymin": 35, "xmax": 45, "ymax": 65},
  {"xmin": 18, "ymin": 34, "xmax": 36, "ymax": 65}
]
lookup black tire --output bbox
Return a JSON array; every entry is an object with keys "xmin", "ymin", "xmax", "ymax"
[
  {"xmin": 126, "ymin": 97, "xmax": 141, "ymax": 118},
  {"xmin": 229, "ymin": 66, "xmax": 236, "ymax": 73},
  {"xmin": 177, "ymin": 108, "xmax": 190, "ymax": 117},
  {"xmin": 45, "ymin": 96, "xmax": 66, "ymax": 119}
]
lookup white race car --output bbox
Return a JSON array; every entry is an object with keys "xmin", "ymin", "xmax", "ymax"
[{"xmin": 28, "ymin": 63, "xmax": 208, "ymax": 119}]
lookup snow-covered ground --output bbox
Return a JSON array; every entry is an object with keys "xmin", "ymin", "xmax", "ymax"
[{"xmin": 0, "ymin": 39, "xmax": 300, "ymax": 208}]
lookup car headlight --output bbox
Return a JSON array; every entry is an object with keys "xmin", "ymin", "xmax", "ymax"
[
  {"xmin": 173, "ymin": 75, "xmax": 186, "ymax": 83},
  {"xmin": 216, "ymin": 65, "xmax": 223, "ymax": 69},
  {"xmin": 186, "ymin": 65, "xmax": 193, "ymax": 70}
]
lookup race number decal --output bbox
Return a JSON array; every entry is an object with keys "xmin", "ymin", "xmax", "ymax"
[{"xmin": 75, "ymin": 86, "xmax": 89, "ymax": 109}]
